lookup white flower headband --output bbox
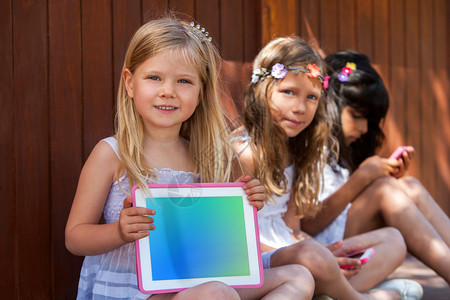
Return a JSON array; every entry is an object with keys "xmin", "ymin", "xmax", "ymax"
[{"xmin": 252, "ymin": 63, "xmax": 329, "ymax": 89}]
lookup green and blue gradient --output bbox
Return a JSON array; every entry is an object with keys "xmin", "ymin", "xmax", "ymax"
[{"xmin": 146, "ymin": 196, "xmax": 250, "ymax": 281}]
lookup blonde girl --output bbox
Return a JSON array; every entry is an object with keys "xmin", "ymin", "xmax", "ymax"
[
  {"xmin": 65, "ymin": 17, "xmax": 313, "ymax": 300},
  {"xmin": 234, "ymin": 36, "xmax": 422, "ymax": 299}
]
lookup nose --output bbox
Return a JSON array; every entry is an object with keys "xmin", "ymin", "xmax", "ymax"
[
  {"xmin": 358, "ymin": 119, "xmax": 368, "ymax": 134},
  {"xmin": 293, "ymin": 98, "xmax": 306, "ymax": 114},
  {"xmin": 159, "ymin": 81, "xmax": 175, "ymax": 98}
]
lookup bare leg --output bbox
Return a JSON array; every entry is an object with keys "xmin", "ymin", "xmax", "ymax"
[
  {"xmin": 269, "ymin": 239, "xmax": 400, "ymax": 299},
  {"xmin": 345, "ymin": 176, "xmax": 450, "ymax": 284},
  {"xmin": 236, "ymin": 265, "xmax": 314, "ymax": 300},
  {"xmin": 342, "ymin": 228, "xmax": 406, "ymax": 291},
  {"xmin": 398, "ymin": 176, "xmax": 450, "ymax": 246},
  {"xmin": 151, "ymin": 281, "xmax": 239, "ymax": 300}
]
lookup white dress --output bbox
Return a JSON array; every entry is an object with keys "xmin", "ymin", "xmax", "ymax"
[
  {"xmin": 77, "ymin": 137, "xmax": 199, "ymax": 300},
  {"xmin": 314, "ymin": 163, "xmax": 351, "ymax": 245}
]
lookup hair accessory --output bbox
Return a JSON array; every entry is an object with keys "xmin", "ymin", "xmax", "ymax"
[
  {"xmin": 189, "ymin": 22, "xmax": 212, "ymax": 42},
  {"xmin": 337, "ymin": 62, "xmax": 356, "ymax": 82},
  {"xmin": 252, "ymin": 63, "xmax": 328, "ymax": 89}
]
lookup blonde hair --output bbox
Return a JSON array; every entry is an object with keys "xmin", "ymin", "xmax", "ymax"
[
  {"xmin": 116, "ymin": 17, "xmax": 233, "ymax": 192},
  {"xmin": 244, "ymin": 36, "xmax": 336, "ymax": 218}
]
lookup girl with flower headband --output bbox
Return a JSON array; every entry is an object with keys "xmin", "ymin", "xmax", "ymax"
[
  {"xmin": 233, "ymin": 36, "xmax": 423, "ymax": 299},
  {"xmin": 66, "ymin": 17, "xmax": 315, "ymax": 300},
  {"xmin": 302, "ymin": 50, "xmax": 450, "ymax": 284}
]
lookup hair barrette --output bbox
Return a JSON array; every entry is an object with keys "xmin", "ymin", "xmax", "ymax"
[
  {"xmin": 252, "ymin": 63, "xmax": 329, "ymax": 90},
  {"xmin": 337, "ymin": 62, "xmax": 356, "ymax": 82},
  {"xmin": 189, "ymin": 22, "xmax": 212, "ymax": 42}
]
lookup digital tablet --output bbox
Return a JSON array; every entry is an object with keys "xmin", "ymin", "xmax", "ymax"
[{"xmin": 132, "ymin": 182, "xmax": 263, "ymax": 294}]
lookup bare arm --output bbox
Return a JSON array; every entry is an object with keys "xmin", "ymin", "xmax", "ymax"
[
  {"xmin": 65, "ymin": 141, "xmax": 155, "ymax": 256},
  {"xmin": 302, "ymin": 155, "xmax": 398, "ymax": 236}
]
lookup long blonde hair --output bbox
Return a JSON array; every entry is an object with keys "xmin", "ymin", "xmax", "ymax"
[
  {"xmin": 244, "ymin": 36, "xmax": 335, "ymax": 217},
  {"xmin": 116, "ymin": 17, "xmax": 233, "ymax": 192}
]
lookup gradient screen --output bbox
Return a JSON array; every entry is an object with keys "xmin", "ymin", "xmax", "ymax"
[{"xmin": 146, "ymin": 196, "xmax": 250, "ymax": 281}]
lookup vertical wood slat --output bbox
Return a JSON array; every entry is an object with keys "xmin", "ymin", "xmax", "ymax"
[
  {"xmin": 355, "ymin": 0, "xmax": 372, "ymax": 57},
  {"xmin": 339, "ymin": 0, "xmax": 356, "ymax": 50},
  {"xmin": 298, "ymin": 0, "xmax": 320, "ymax": 50},
  {"xmin": 435, "ymin": 0, "xmax": 450, "ymax": 213},
  {"xmin": 319, "ymin": 0, "xmax": 338, "ymax": 54},
  {"xmin": 419, "ymin": 0, "xmax": 436, "ymax": 198},
  {"xmin": 404, "ymin": 0, "xmax": 421, "ymax": 177},
  {"xmin": 262, "ymin": 0, "xmax": 298, "ymax": 46},
  {"xmin": 48, "ymin": 0, "xmax": 84, "ymax": 298},
  {"xmin": 82, "ymin": 0, "xmax": 114, "ymax": 159},
  {"xmin": 0, "ymin": 0, "xmax": 16, "ymax": 298},
  {"xmin": 112, "ymin": 0, "xmax": 142, "ymax": 99},
  {"xmin": 13, "ymin": 0, "xmax": 51, "ymax": 298}
]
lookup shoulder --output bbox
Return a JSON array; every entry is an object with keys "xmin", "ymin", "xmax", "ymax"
[
  {"xmin": 231, "ymin": 127, "xmax": 257, "ymax": 177},
  {"xmin": 84, "ymin": 137, "xmax": 123, "ymax": 182}
]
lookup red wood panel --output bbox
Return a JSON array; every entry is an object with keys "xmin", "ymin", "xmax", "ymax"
[
  {"xmin": 82, "ymin": 0, "xmax": 114, "ymax": 159},
  {"xmin": 319, "ymin": 0, "xmax": 338, "ymax": 54},
  {"xmin": 142, "ymin": 0, "xmax": 168, "ymax": 22},
  {"xmin": 195, "ymin": 0, "xmax": 221, "ymax": 50},
  {"xmin": 0, "ymin": 0, "xmax": 16, "ymax": 298},
  {"xmin": 169, "ymin": 0, "xmax": 195, "ymax": 17},
  {"xmin": 404, "ymin": 0, "xmax": 421, "ymax": 177},
  {"xmin": 339, "ymin": 0, "xmax": 356, "ymax": 50},
  {"xmin": 243, "ymin": 0, "xmax": 261, "ymax": 62},
  {"xmin": 13, "ymin": 0, "xmax": 51, "ymax": 298},
  {"xmin": 419, "ymin": 0, "xmax": 436, "ymax": 197},
  {"xmin": 48, "ymin": 0, "xmax": 85, "ymax": 298},
  {"xmin": 434, "ymin": 0, "xmax": 450, "ymax": 212},
  {"xmin": 298, "ymin": 0, "xmax": 320, "ymax": 50},
  {"xmin": 262, "ymin": 0, "xmax": 298, "ymax": 46},
  {"xmin": 355, "ymin": 0, "xmax": 372, "ymax": 57},
  {"xmin": 112, "ymin": 0, "xmax": 141, "ymax": 99},
  {"xmin": 386, "ymin": 0, "xmax": 407, "ymax": 156}
]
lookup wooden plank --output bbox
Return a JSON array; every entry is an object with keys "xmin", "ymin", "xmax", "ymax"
[
  {"xmin": 418, "ymin": 0, "xmax": 436, "ymax": 198},
  {"xmin": 261, "ymin": 0, "xmax": 297, "ymax": 46},
  {"xmin": 195, "ymin": 0, "xmax": 221, "ymax": 51},
  {"xmin": 220, "ymin": 0, "xmax": 244, "ymax": 61},
  {"xmin": 142, "ymin": 0, "xmax": 168, "ymax": 22},
  {"xmin": 434, "ymin": 0, "xmax": 450, "ymax": 214},
  {"xmin": 169, "ymin": 0, "xmax": 195, "ymax": 17},
  {"xmin": 338, "ymin": 0, "xmax": 356, "ymax": 50},
  {"xmin": 0, "ymin": 0, "xmax": 17, "ymax": 297},
  {"xmin": 387, "ymin": 0, "xmax": 407, "ymax": 156},
  {"xmin": 48, "ymin": 0, "xmax": 84, "ymax": 298},
  {"xmin": 298, "ymin": 0, "xmax": 320, "ymax": 51},
  {"xmin": 319, "ymin": 0, "xmax": 338, "ymax": 54},
  {"xmin": 82, "ymin": 0, "xmax": 114, "ymax": 159},
  {"xmin": 355, "ymin": 0, "xmax": 372, "ymax": 57},
  {"xmin": 112, "ymin": 0, "xmax": 141, "ymax": 101},
  {"xmin": 243, "ymin": 0, "xmax": 261, "ymax": 61},
  {"xmin": 13, "ymin": 0, "xmax": 51, "ymax": 297},
  {"xmin": 404, "ymin": 0, "xmax": 421, "ymax": 177}
]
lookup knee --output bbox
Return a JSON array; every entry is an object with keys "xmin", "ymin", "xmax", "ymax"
[
  {"xmin": 399, "ymin": 176, "xmax": 424, "ymax": 204},
  {"xmin": 380, "ymin": 227, "xmax": 407, "ymax": 257},
  {"xmin": 284, "ymin": 264, "xmax": 315, "ymax": 289},
  {"xmin": 290, "ymin": 240, "xmax": 339, "ymax": 277},
  {"xmin": 196, "ymin": 281, "xmax": 239, "ymax": 300}
]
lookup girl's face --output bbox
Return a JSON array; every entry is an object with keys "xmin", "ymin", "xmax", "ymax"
[
  {"xmin": 340, "ymin": 106, "xmax": 368, "ymax": 146},
  {"xmin": 123, "ymin": 51, "xmax": 201, "ymax": 135},
  {"xmin": 269, "ymin": 71, "xmax": 322, "ymax": 138}
]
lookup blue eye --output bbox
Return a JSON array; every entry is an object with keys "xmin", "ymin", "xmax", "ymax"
[
  {"xmin": 283, "ymin": 90, "xmax": 294, "ymax": 95},
  {"xmin": 148, "ymin": 75, "xmax": 160, "ymax": 81},
  {"xmin": 178, "ymin": 79, "xmax": 192, "ymax": 84},
  {"xmin": 307, "ymin": 94, "xmax": 318, "ymax": 100}
]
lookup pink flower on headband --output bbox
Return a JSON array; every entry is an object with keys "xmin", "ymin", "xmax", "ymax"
[
  {"xmin": 271, "ymin": 63, "xmax": 288, "ymax": 79},
  {"xmin": 338, "ymin": 62, "xmax": 357, "ymax": 82},
  {"xmin": 323, "ymin": 76, "xmax": 330, "ymax": 89},
  {"xmin": 307, "ymin": 64, "xmax": 321, "ymax": 78}
]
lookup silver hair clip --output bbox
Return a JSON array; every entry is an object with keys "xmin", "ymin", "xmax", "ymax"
[{"xmin": 189, "ymin": 22, "xmax": 212, "ymax": 42}]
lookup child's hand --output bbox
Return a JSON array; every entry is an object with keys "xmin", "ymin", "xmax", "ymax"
[
  {"xmin": 390, "ymin": 146, "xmax": 415, "ymax": 178},
  {"xmin": 118, "ymin": 196, "xmax": 156, "ymax": 243},
  {"xmin": 326, "ymin": 240, "xmax": 362, "ymax": 279},
  {"xmin": 359, "ymin": 155, "xmax": 396, "ymax": 180},
  {"xmin": 236, "ymin": 175, "xmax": 266, "ymax": 211}
]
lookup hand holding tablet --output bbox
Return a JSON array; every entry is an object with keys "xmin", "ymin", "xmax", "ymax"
[{"xmin": 132, "ymin": 183, "xmax": 264, "ymax": 294}]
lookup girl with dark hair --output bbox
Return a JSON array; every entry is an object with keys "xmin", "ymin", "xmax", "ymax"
[{"xmin": 302, "ymin": 50, "xmax": 450, "ymax": 284}]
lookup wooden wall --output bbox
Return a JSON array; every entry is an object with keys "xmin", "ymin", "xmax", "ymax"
[{"xmin": 0, "ymin": 0, "xmax": 448, "ymax": 299}]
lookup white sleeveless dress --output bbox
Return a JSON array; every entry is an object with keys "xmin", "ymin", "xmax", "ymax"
[{"xmin": 76, "ymin": 137, "xmax": 199, "ymax": 300}]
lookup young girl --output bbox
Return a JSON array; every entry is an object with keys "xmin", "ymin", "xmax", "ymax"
[
  {"xmin": 65, "ymin": 17, "xmax": 314, "ymax": 300},
  {"xmin": 301, "ymin": 50, "xmax": 450, "ymax": 284},
  {"xmin": 234, "ymin": 36, "xmax": 423, "ymax": 299}
]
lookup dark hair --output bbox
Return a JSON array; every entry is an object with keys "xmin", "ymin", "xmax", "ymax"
[{"xmin": 324, "ymin": 50, "xmax": 389, "ymax": 171}]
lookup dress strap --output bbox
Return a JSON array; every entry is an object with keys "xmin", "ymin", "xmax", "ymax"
[
  {"xmin": 231, "ymin": 130, "xmax": 251, "ymax": 158},
  {"xmin": 102, "ymin": 137, "xmax": 120, "ymax": 160}
]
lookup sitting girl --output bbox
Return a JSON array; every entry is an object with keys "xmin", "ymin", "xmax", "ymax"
[
  {"xmin": 233, "ymin": 36, "xmax": 422, "ymax": 299},
  {"xmin": 301, "ymin": 50, "xmax": 450, "ymax": 284}
]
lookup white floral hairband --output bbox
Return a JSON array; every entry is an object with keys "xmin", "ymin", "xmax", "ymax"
[{"xmin": 251, "ymin": 63, "xmax": 330, "ymax": 89}]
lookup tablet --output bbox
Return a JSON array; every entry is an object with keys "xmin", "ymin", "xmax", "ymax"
[{"xmin": 132, "ymin": 182, "xmax": 263, "ymax": 294}]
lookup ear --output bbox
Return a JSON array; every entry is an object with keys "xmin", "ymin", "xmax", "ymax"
[{"xmin": 123, "ymin": 68, "xmax": 134, "ymax": 98}]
